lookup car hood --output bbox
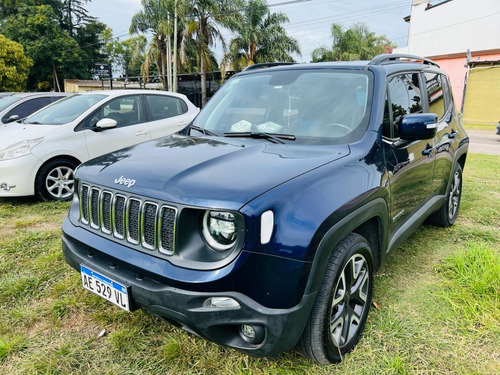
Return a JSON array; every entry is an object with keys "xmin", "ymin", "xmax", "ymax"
[
  {"xmin": 77, "ymin": 134, "xmax": 350, "ymax": 210},
  {"xmin": 0, "ymin": 123, "xmax": 59, "ymax": 150}
]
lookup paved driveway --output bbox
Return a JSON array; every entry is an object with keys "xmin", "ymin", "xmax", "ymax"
[{"xmin": 466, "ymin": 129, "xmax": 500, "ymax": 156}]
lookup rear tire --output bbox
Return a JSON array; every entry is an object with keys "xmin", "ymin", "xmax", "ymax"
[
  {"xmin": 297, "ymin": 233, "xmax": 374, "ymax": 364},
  {"xmin": 428, "ymin": 163, "xmax": 462, "ymax": 227},
  {"xmin": 36, "ymin": 158, "xmax": 78, "ymax": 201}
]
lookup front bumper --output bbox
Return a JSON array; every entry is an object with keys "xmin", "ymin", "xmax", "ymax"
[
  {"xmin": 62, "ymin": 218, "xmax": 317, "ymax": 357},
  {"xmin": 0, "ymin": 154, "xmax": 40, "ymax": 197}
]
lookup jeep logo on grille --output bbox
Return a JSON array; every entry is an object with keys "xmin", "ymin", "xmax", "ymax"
[{"xmin": 114, "ymin": 176, "xmax": 136, "ymax": 188}]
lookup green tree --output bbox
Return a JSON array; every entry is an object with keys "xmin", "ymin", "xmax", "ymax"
[
  {"xmin": 182, "ymin": 0, "xmax": 244, "ymax": 106},
  {"xmin": 0, "ymin": 4, "xmax": 87, "ymax": 90},
  {"xmin": 0, "ymin": 0, "xmax": 62, "ymax": 18},
  {"xmin": 61, "ymin": 0, "xmax": 95, "ymax": 36},
  {"xmin": 312, "ymin": 23, "xmax": 396, "ymax": 62},
  {"xmin": 223, "ymin": 0, "xmax": 300, "ymax": 71},
  {"xmin": 102, "ymin": 27, "xmax": 147, "ymax": 78},
  {"xmin": 0, "ymin": 34, "xmax": 33, "ymax": 91},
  {"xmin": 130, "ymin": 0, "xmax": 172, "ymax": 88}
]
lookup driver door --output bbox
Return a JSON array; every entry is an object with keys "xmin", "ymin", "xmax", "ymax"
[
  {"xmin": 383, "ymin": 73, "xmax": 436, "ymax": 233},
  {"xmin": 82, "ymin": 95, "xmax": 150, "ymax": 160}
]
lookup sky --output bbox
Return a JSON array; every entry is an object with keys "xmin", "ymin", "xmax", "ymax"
[{"xmin": 86, "ymin": 0, "xmax": 414, "ymax": 63}]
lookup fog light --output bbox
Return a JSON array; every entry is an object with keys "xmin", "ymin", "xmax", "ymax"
[
  {"xmin": 239, "ymin": 324, "xmax": 265, "ymax": 345},
  {"xmin": 203, "ymin": 297, "xmax": 240, "ymax": 309},
  {"xmin": 1, "ymin": 182, "xmax": 15, "ymax": 192}
]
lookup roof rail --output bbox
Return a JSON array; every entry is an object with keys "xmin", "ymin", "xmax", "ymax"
[
  {"xmin": 242, "ymin": 62, "xmax": 297, "ymax": 72},
  {"xmin": 367, "ymin": 54, "xmax": 440, "ymax": 68}
]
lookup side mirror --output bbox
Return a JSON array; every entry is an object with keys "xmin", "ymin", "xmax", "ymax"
[
  {"xmin": 399, "ymin": 113, "xmax": 438, "ymax": 141},
  {"xmin": 6, "ymin": 114, "xmax": 19, "ymax": 123},
  {"xmin": 95, "ymin": 118, "xmax": 117, "ymax": 130}
]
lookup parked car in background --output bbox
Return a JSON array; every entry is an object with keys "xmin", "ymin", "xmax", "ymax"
[
  {"xmin": 496, "ymin": 121, "xmax": 500, "ymax": 135},
  {"xmin": 0, "ymin": 90, "xmax": 198, "ymax": 201},
  {"xmin": 0, "ymin": 92, "xmax": 69, "ymax": 124},
  {"xmin": 62, "ymin": 55, "xmax": 468, "ymax": 364}
]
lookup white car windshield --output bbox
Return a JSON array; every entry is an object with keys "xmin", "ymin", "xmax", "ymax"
[
  {"xmin": 193, "ymin": 69, "xmax": 373, "ymax": 144},
  {"xmin": 0, "ymin": 96, "xmax": 23, "ymax": 111},
  {"xmin": 24, "ymin": 94, "xmax": 107, "ymax": 125}
]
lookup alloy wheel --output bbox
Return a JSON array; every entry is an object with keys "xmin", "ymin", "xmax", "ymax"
[{"xmin": 330, "ymin": 253, "xmax": 370, "ymax": 348}]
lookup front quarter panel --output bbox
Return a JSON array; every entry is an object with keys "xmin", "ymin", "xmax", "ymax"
[{"xmin": 240, "ymin": 133, "xmax": 387, "ymax": 262}]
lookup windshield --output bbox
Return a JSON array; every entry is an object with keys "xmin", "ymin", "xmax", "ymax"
[
  {"xmin": 24, "ymin": 94, "xmax": 107, "ymax": 125},
  {"xmin": 193, "ymin": 69, "xmax": 373, "ymax": 144},
  {"xmin": 0, "ymin": 96, "xmax": 22, "ymax": 111}
]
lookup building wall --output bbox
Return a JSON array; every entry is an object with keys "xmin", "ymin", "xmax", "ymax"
[
  {"xmin": 398, "ymin": 0, "xmax": 500, "ymax": 121},
  {"xmin": 462, "ymin": 63, "xmax": 500, "ymax": 125},
  {"xmin": 407, "ymin": 0, "xmax": 500, "ymax": 58},
  {"xmin": 433, "ymin": 52, "xmax": 500, "ymax": 110}
]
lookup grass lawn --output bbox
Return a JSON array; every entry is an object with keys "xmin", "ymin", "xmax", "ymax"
[{"xmin": 0, "ymin": 153, "xmax": 499, "ymax": 374}]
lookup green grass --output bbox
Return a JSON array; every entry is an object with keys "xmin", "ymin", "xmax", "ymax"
[
  {"xmin": 463, "ymin": 123, "xmax": 498, "ymax": 131},
  {"xmin": 1, "ymin": 154, "xmax": 499, "ymax": 374}
]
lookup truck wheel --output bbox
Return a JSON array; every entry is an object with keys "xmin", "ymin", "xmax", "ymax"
[
  {"xmin": 428, "ymin": 163, "xmax": 462, "ymax": 227},
  {"xmin": 297, "ymin": 233, "xmax": 374, "ymax": 364},
  {"xmin": 36, "ymin": 159, "xmax": 78, "ymax": 201}
]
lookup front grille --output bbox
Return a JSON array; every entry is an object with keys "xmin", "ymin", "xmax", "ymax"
[{"xmin": 79, "ymin": 184, "xmax": 176, "ymax": 254}]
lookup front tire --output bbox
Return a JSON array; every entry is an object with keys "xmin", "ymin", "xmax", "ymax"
[
  {"xmin": 36, "ymin": 159, "xmax": 78, "ymax": 201},
  {"xmin": 297, "ymin": 233, "xmax": 374, "ymax": 364}
]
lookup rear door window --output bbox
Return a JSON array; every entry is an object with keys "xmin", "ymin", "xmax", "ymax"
[{"xmin": 145, "ymin": 95, "xmax": 188, "ymax": 121}]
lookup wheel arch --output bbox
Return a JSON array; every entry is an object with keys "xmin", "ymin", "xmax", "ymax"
[{"xmin": 304, "ymin": 198, "xmax": 389, "ymax": 296}]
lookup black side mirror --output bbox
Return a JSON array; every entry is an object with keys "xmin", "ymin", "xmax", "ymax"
[{"xmin": 399, "ymin": 113, "xmax": 438, "ymax": 141}]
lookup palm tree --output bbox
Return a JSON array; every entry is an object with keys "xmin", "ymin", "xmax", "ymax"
[
  {"xmin": 312, "ymin": 23, "xmax": 396, "ymax": 62},
  {"xmin": 182, "ymin": 0, "xmax": 244, "ymax": 106},
  {"xmin": 223, "ymin": 0, "xmax": 300, "ymax": 71},
  {"xmin": 130, "ymin": 0, "xmax": 171, "ymax": 88}
]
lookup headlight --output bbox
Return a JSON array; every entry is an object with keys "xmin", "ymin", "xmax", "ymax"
[
  {"xmin": 0, "ymin": 137, "xmax": 44, "ymax": 161},
  {"xmin": 202, "ymin": 211, "xmax": 238, "ymax": 251}
]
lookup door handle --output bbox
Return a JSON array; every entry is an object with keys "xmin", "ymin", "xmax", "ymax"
[
  {"xmin": 135, "ymin": 130, "xmax": 148, "ymax": 136},
  {"xmin": 448, "ymin": 129, "xmax": 459, "ymax": 139},
  {"xmin": 422, "ymin": 143, "xmax": 434, "ymax": 156}
]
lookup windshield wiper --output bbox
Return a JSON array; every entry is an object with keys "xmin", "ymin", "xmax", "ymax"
[
  {"xmin": 223, "ymin": 132, "xmax": 296, "ymax": 144},
  {"xmin": 189, "ymin": 125, "xmax": 218, "ymax": 137}
]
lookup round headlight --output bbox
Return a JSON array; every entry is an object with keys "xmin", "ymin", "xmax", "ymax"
[{"xmin": 202, "ymin": 211, "xmax": 238, "ymax": 251}]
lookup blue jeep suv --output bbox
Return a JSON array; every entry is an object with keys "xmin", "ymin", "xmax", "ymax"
[{"xmin": 62, "ymin": 54, "xmax": 468, "ymax": 364}]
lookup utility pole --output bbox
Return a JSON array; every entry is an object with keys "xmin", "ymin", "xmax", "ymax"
[
  {"xmin": 173, "ymin": 0, "xmax": 178, "ymax": 92},
  {"xmin": 166, "ymin": 13, "xmax": 172, "ymax": 91}
]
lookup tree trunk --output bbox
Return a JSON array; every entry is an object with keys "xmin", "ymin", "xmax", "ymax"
[
  {"xmin": 166, "ymin": 33, "xmax": 172, "ymax": 91},
  {"xmin": 160, "ymin": 42, "xmax": 167, "ymax": 89},
  {"xmin": 200, "ymin": 57, "xmax": 206, "ymax": 107}
]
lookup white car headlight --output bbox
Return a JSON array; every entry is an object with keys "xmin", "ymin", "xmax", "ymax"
[{"xmin": 0, "ymin": 138, "xmax": 44, "ymax": 161}]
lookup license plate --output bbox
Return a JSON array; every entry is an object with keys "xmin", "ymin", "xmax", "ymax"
[{"xmin": 80, "ymin": 265, "xmax": 130, "ymax": 312}]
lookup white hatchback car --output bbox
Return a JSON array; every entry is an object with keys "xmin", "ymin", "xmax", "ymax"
[{"xmin": 0, "ymin": 90, "xmax": 198, "ymax": 201}]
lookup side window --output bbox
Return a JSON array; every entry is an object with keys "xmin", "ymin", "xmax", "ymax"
[
  {"xmin": 441, "ymin": 74, "xmax": 453, "ymax": 112},
  {"xmin": 386, "ymin": 73, "xmax": 423, "ymax": 138},
  {"xmin": 382, "ymin": 92, "xmax": 392, "ymax": 138},
  {"xmin": 84, "ymin": 109, "xmax": 102, "ymax": 129},
  {"xmin": 101, "ymin": 96, "xmax": 143, "ymax": 128},
  {"xmin": 424, "ymin": 73, "xmax": 445, "ymax": 119},
  {"xmin": 2, "ymin": 97, "xmax": 52, "ymax": 123},
  {"xmin": 146, "ymin": 95, "xmax": 187, "ymax": 121}
]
